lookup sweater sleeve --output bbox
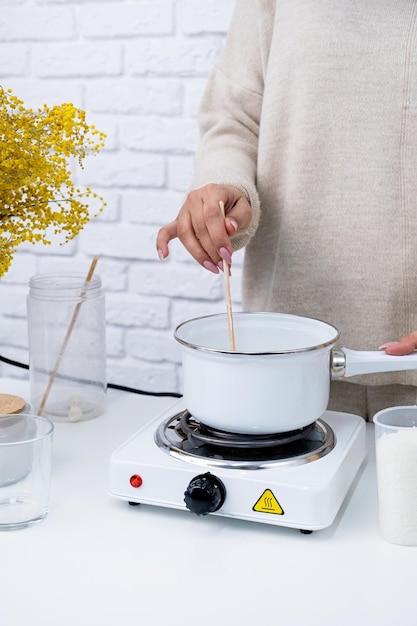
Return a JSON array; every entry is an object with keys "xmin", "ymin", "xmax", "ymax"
[{"xmin": 191, "ymin": 0, "xmax": 274, "ymax": 250}]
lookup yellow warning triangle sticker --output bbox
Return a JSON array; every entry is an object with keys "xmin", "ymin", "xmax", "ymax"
[{"xmin": 253, "ymin": 489, "xmax": 284, "ymax": 515}]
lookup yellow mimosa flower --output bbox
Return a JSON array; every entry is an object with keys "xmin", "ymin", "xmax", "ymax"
[{"xmin": 0, "ymin": 87, "xmax": 107, "ymax": 276}]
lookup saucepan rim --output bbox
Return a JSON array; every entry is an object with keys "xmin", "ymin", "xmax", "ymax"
[{"xmin": 174, "ymin": 311, "xmax": 340, "ymax": 356}]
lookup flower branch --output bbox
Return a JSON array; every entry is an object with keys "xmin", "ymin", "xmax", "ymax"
[{"xmin": 0, "ymin": 87, "xmax": 107, "ymax": 277}]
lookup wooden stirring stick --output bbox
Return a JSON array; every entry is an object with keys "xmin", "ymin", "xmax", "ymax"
[
  {"xmin": 219, "ymin": 201, "xmax": 236, "ymax": 351},
  {"xmin": 37, "ymin": 256, "xmax": 100, "ymax": 416}
]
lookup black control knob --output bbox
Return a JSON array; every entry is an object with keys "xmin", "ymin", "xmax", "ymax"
[{"xmin": 184, "ymin": 472, "xmax": 226, "ymax": 516}]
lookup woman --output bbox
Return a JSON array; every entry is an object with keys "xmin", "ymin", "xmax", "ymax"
[{"xmin": 157, "ymin": 0, "xmax": 417, "ymax": 419}]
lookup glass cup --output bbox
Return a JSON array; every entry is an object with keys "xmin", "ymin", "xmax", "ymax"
[
  {"xmin": 373, "ymin": 406, "xmax": 417, "ymax": 546},
  {"xmin": 0, "ymin": 414, "xmax": 54, "ymax": 529}
]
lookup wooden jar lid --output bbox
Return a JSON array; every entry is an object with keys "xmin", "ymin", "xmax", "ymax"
[{"xmin": 0, "ymin": 393, "xmax": 27, "ymax": 415}]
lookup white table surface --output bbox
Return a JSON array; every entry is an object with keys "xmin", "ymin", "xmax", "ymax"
[{"xmin": 0, "ymin": 378, "xmax": 416, "ymax": 626}]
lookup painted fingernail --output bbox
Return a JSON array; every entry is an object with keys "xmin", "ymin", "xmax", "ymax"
[
  {"xmin": 157, "ymin": 248, "xmax": 165, "ymax": 261},
  {"xmin": 219, "ymin": 247, "xmax": 232, "ymax": 264},
  {"xmin": 203, "ymin": 260, "xmax": 220, "ymax": 274},
  {"xmin": 228, "ymin": 218, "xmax": 238, "ymax": 232},
  {"xmin": 378, "ymin": 342, "xmax": 400, "ymax": 350}
]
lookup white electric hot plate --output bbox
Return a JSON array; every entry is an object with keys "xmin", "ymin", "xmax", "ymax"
[{"xmin": 109, "ymin": 401, "xmax": 366, "ymax": 532}]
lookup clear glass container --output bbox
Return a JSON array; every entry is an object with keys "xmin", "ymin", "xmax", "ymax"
[
  {"xmin": 27, "ymin": 273, "xmax": 106, "ymax": 422},
  {"xmin": 373, "ymin": 406, "xmax": 417, "ymax": 546},
  {"xmin": 0, "ymin": 414, "xmax": 53, "ymax": 529}
]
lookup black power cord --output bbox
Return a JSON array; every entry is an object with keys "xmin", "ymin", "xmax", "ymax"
[{"xmin": 0, "ymin": 354, "xmax": 182, "ymax": 399}]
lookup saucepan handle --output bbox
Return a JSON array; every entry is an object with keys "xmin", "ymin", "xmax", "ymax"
[{"xmin": 331, "ymin": 348, "xmax": 417, "ymax": 379}]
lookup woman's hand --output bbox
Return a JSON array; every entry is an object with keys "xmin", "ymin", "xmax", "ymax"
[
  {"xmin": 156, "ymin": 183, "xmax": 252, "ymax": 274},
  {"xmin": 380, "ymin": 331, "xmax": 417, "ymax": 355}
]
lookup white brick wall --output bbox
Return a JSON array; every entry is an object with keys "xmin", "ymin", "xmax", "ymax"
[{"xmin": 0, "ymin": 0, "xmax": 243, "ymax": 394}]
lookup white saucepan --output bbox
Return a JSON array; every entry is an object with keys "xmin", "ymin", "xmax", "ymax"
[{"xmin": 174, "ymin": 312, "xmax": 417, "ymax": 434}]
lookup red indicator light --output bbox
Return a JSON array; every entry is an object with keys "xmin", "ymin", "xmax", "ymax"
[{"xmin": 130, "ymin": 474, "xmax": 143, "ymax": 488}]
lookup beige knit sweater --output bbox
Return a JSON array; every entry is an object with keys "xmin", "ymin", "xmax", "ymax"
[{"xmin": 191, "ymin": 0, "xmax": 417, "ymax": 386}]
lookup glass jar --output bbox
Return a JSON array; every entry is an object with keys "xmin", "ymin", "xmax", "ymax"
[
  {"xmin": 27, "ymin": 273, "xmax": 106, "ymax": 422},
  {"xmin": 374, "ymin": 406, "xmax": 417, "ymax": 545}
]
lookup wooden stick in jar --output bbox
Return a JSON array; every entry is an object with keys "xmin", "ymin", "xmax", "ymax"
[
  {"xmin": 37, "ymin": 256, "xmax": 100, "ymax": 417},
  {"xmin": 219, "ymin": 200, "xmax": 236, "ymax": 351}
]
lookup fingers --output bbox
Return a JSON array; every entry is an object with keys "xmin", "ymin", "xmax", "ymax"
[
  {"xmin": 180, "ymin": 189, "xmax": 226, "ymax": 268},
  {"xmin": 156, "ymin": 202, "xmax": 225, "ymax": 272},
  {"xmin": 156, "ymin": 220, "xmax": 178, "ymax": 260},
  {"xmin": 379, "ymin": 331, "xmax": 417, "ymax": 355},
  {"xmin": 156, "ymin": 183, "xmax": 253, "ymax": 273}
]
